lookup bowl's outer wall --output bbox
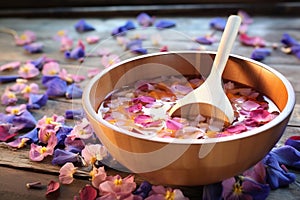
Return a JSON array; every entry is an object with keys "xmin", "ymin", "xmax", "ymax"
[{"xmin": 83, "ymin": 52, "xmax": 294, "ymax": 185}]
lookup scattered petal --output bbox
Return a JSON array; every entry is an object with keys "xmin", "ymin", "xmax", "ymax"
[
  {"xmin": 65, "ymin": 84, "xmax": 83, "ymax": 99},
  {"xmin": 101, "ymin": 54, "xmax": 121, "ymax": 68},
  {"xmin": 75, "ymin": 19, "xmax": 95, "ymax": 32},
  {"xmin": 137, "ymin": 12, "xmax": 155, "ymax": 27},
  {"xmin": 285, "ymin": 135, "xmax": 300, "ymax": 151},
  {"xmin": 0, "ymin": 75, "xmax": 20, "ymax": 83},
  {"xmin": 59, "ymin": 162, "xmax": 77, "ymax": 184},
  {"xmin": 155, "ymin": 20, "xmax": 176, "ymax": 29},
  {"xmin": 251, "ymin": 48, "xmax": 272, "ymax": 61},
  {"xmin": 111, "ymin": 20, "xmax": 136, "ymax": 36},
  {"xmin": 209, "ymin": 17, "xmax": 226, "ymax": 31},
  {"xmin": 46, "ymin": 180, "xmax": 60, "ymax": 195},
  {"xmin": 79, "ymin": 184, "xmax": 98, "ymax": 200},
  {"xmin": 15, "ymin": 30, "xmax": 36, "ymax": 46},
  {"xmin": 81, "ymin": 144, "xmax": 107, "ymax": 166},
  {"xmin": 0, "ymin": 61, "xmax": 21, "ymax": 71},
  {"xmin": 42, "ymin": 61, "xmax": 60, "ymax": 76},
  {"xmin": 239, "ymin": 33, "xmax": 266, "ymax": 47},
  {"xmin": 52, "ymin": 149, "xmax": 80, "ymax": 165},
  {"xmin": 86, "ymin": 35, "xmax": 100, "ymax": 44},
  {"xmin": 27, "ymin": 93, "xmax": 48, "ymax": 109},
  {"xmin": 24, "ymin": 42, "xmax": 44, "ymax": 53},
  {"xmin": 18, "ymin": 63, "xmax": 40, "ymax": 79}
]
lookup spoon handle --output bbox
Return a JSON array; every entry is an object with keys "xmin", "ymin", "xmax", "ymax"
[{"xmin": 211, "ymin": 15, "xmax": 241, "ymax": 76}]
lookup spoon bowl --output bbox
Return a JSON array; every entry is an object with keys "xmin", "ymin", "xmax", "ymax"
[{"xmin": 169, "ymin": 15, "xmax": 242, "ymax": 124}]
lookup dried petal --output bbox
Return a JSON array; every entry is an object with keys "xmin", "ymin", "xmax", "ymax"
[
  {"xmin": 75, "ymin": 19, "xmax": 95, "ymax": 32},
  {"xmin": 46, "ymin": 180, "xmax": 60, "ymax": 195},
  {"xmin": 79, "ymin": 184, "xmax": 98, "ymax": 200}
]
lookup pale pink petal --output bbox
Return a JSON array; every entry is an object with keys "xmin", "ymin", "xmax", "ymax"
[{"xmin": 59, "ymin": 162, "xmax": 77, "ymax": 184}]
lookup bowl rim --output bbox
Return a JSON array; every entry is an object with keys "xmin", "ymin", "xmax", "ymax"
[{"xmin": 82, "ymin": 50, "xmax": 296, "ymax": 144}]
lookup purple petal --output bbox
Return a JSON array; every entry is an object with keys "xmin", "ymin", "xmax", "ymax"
[
  {"xmin": 126, "ymin": 39, "xmax": 147, "ymax": 54},
  {"xmin": 238, "ymin": 10, "xmax": 253, "ymax": 25},
  {"xmin": 19, "ymin": 128, "xmax": 39, "ymax": 143},
  {"xmin": 263, "ymin": 153, "xmax": 296, "ymax": 189},
  {"xmin": 111, "ymin": 20, "xmax": 136, "ymax": 36},
  {"xmin": 65, "ymin": 109, "xmax": 84, "ymax": 119},
  {"xmin": 27, "ymin": 93, "xmax": 48, "ymax": 109},
  {"xmin": 42, "ymin": 75, "xmax": 59, "ymax": 87},
  {"xmin": 251, "ymin": 48, "xmax": 271, "ymax": 61},
  {"xmin": 195, "ymin": 36, "xmax": 214, "ymax": 45},
  {"xmin": 65, "ymin": 84, "xmax": 83, "ymax": 99},
  {"xmin": 155, "ymin": 20, "xmax": 176, "ymax": 29},
  {"xmin": 202, "ymin": 182, "xmax": 222, "ymax": 200},
  {"xmin": 285, "ymin": 136, "xmax": 300, "ymax": 151},
  {"xmin": 64, "ymin": 47, "xmax": 85, "ymax": 60},
  {"xmin": 75, "ymin": 19, "xmax": 95, "ymax": 32},
  {"xmin": 45, "ymin": 77, "xmax": 67, "ymax": 97},
  {"xmin": 52, "ymin": 149, "xmax": 80, "ymax": 165},
  {"xmin": 30, "ymin": 55, "xmax": 47, "ymax": 70},
  {"xmin": 209, "ymin": 17, "xmax": 226, "ymax": 31},
  {"xmin": 242, "ymin": 176, "xmax": 270, "ymax": 200},
  {"xmin": 0, "ymin": 75, "xmax": 20, "ymax": 83},
  {"xmin": 6, "ymin": 137, "xmax": 30, "ymax": 148},
  {"xmin": 24, "ymin": 42, "xmax": 43, "ymax": 53},
  {"xmin": 56, "ymin": 126, "xmax": 73, "ymax": 147},
  {"xmin": 133, "ymin": 181, "xmax": 152, "ymax": 199},
  {"xmin": 12, "ymin": 110, "xmax": 37, "ymax": 132},
  {"xmin": 281, "ymin": 33, "xmax": 300, "ymax": 47},
  {"xmin": 137, "ymin": 12, "xmax": 154, "ymax": 27},
  {"xmin": 270, "ymin": 146, "xmax": 300, "ymax": 170}
]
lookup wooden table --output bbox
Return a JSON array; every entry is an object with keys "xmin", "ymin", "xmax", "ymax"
[{"xmin": 0, "ymin": 15, "xmax": 300, "ymax": 199}]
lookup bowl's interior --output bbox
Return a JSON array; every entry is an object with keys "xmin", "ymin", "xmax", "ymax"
[{"xmin": 86, "ymin": 51, "xmax": 294, "ymax": 143}]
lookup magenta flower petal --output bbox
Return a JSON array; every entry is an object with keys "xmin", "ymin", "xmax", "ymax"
[
  {"xmin": 0, "ymin": 123, "xmax": 17, "ymax": 142},
  {"xmin": 239, "ymin": 33, "xmax": 266, "ymax": 47},
  {"xmin": 133, "ymin": 96, "xmax": 156, "ymax": 104},
  {"xmin": 225, "ymin": 123, "xmax": 247, "ymax": 134},
  {"xmin": 155, "ymin": 20, "xmax": 176, "ymax": 29},
  {"xmin": 209, "ymin": 17, "xmax": 226, "ymax": 31},
  {"xmin": 27, "ymin": 93, "xmax": 48, "ymax": 109},
  {"xmin": 166, "ymin": 119, "xmax": 183, "ymax": 131},
  {"xmin": 134, "ymin": 115, "xmax": 153, "ymax": 126},
  {"xmin": 65, "ymin": 84, "xmax": 83, "ymax": 99},
  {"xmin": 24, "ymin": 42, "xmax": 43, "ymax": 53},
  {"xmin": 127, "ymin": 103, "xmax": 143, "ymax": 113},
  {"xmin": 75, "ymin": 19, "xmax": 95, "ymax": 32},
  {"xmin": 42, "ymin": 61, "xmax": 60, "ymax": 76}
]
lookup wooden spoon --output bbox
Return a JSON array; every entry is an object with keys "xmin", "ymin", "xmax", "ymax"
[{"xmin": 168, "ymin": 15, "xmax": 241, "ymax": 124}]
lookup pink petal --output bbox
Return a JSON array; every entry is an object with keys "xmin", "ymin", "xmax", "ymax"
[
  {"xmin": 166, "ymin": 119, "xmax": 183, "ymax": 131},
  {"xmin": 226, "ymin": 123, "xmax": 247, "ymax": 134},
  {"xmin": 59, "ymin": 162, "xmax": 77, "ymax": 184},
  {"xmin": 46, "ymin": 180, "xmax": 60, "ymax": 195},
  {"xmin": 241, "ymin": 100, "xmax": 261, "ymax": 111},
  {"xmin": 0, "ymin": 61, "xmax": 21, "ymax": 71},
  {"xmin": 86, "ymin": 35, "xmax": 100, "ymax": 44}
]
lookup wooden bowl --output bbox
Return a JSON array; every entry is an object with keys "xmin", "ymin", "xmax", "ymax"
[{"xmin": 82, "ymin": 51, "xmax": 295, "ymax": 186}]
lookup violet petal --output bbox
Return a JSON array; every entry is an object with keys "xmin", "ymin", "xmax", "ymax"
[
  {"xmin": 0, "ymin": 75, "xmax": 20, "ymax": 83},
  {"xmin": 75, "ymin": 19, "xmax": 95, "ymax": 32},
  {"xmin": 65, "ymin": 84, "xmax": 83, "ymax": 99},
  {"xmin": 155, "ymin": 20, "xmax": 176, "ymax": 29},
  {"xmin": 19, "ymin": 128, "xmax": 39, "ymax": 143},
  {"xmin": 209, "ymin": 17, "xmax": 226, "ymax": 31},
  {"xmin": 285, "ymin": 136, "xmax": 300, "ymax": 151},
  {"xmin": 270, "ymin": 146, "xmax": 300, "ymax": 170},
  {"xmin": 24, "ymin": 42, "xmax": 43, "ymax": 53},
  {"xmin": 45, "ymin": 77, "xmax": 67, "ymax": 97},
  {"xmin": 251, "ymin": 48, "xmax": 271, "ymax": 61},
  {"xmin": 52, "ymin": 149, "xmax": 80, "ymax": 165},
  {"xmin": 27, "ymin": 93, "xmax": 48, "ymax": 109}
]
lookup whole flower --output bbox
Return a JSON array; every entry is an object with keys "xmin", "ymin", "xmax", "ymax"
[
  {"xmin": 18, "ymin": 63, "xmax": 40, "ymax": 79},
  {"xmin": 68, "ymin": 118, "xmax": 93, "ymax": 140},
  {"xmin": 1, "ymin": 90, "xmax": 18, "ymax": 105},
  {"xmin": 42, "ymin": 61, "xmax": 60, "ymax": 76},
  {"xmin": 99, "ymin": 175, "xmax": 137, "ymax": 199},
  {"xmin": 29, "ymin": 132, "xmax": 57, "ymax": 161},
  {"xmin": 90, "ymin": 166, "xmax": 107, "ymax": 188},
  {"xmin": 15, "ymin": 30, "xmax": 36, "ymax": 46},
  {"xmin": 81, "ymin": 144, "xmax": 107, "ymax": 166},
  {"xmin": 21, "ymin": 83, "xmax": 39, "ymax": 99},
  {"xmin": 146, "ymin": 185, "xmax": 189, "ymax": 200}
]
